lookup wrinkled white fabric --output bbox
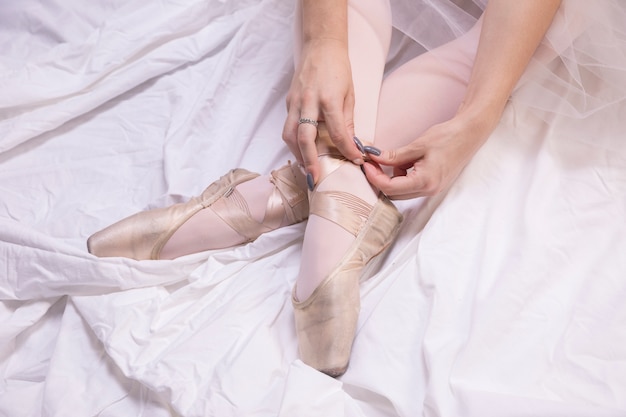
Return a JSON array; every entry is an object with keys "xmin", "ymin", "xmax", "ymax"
[{"xmin": 1, "ymin": 0, "xmax": 626, "ymax": 416}]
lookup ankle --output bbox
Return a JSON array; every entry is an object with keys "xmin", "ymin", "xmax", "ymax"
[
  {"xmin": 236, "ymin": 177, "xmax": 275, "ymax": 224},
  {"xmin": 316, "ymin": 160, "xmax": 378, "ymax": 205}
]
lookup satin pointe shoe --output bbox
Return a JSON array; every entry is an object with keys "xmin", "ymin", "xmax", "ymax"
[
  {"xmin": 292, "ymin": 124, "xmax": 403, "ymax": 377},
  {"xmin": 87, "ymin": 161, "xmax": 309, "ymax": 260}
]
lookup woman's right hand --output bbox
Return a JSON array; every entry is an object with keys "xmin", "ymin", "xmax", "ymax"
[{"xmin": 282, "ymin": 38, "xmax": 363, "ymax": 187}]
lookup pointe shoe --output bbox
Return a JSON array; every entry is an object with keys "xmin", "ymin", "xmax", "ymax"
[
  {"xmin": 292, "ymin": 124, "xmax": 403, "ymax": 377},
  {"xmin": 87, "ymin": 162, "xmax": 309, "ymax": 260}
]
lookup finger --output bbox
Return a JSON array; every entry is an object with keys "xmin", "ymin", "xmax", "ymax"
[
  {"xmin": 368, "ymin": 141, "xmax": 426, "ymax": 168},
  {"xmin": 343, "ymin": 89, "xmax": 357, "ymax": 143},
  {"xmin": 362, "ymin": 162, "xmax": 428, "ymax": 200},
  {"xmin": 282, "ymin": 106, "xmax": 303, "ymax": 164},
  {"xmin": 393, "ymin": 164, "xmax": 410, "ymax": 178},
  {"xmin": 297, "ymin": 110, "xmax": 321, "ymax": 184},
  {"xmin": 324, "ymin": 109, "xmax": 363, "ymax": 165}
]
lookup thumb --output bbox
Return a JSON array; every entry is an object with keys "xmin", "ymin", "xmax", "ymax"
[
  {"xmin": 343, "ymin": 89, "xmax": 356, "ymax": 140},
  {"xmin": 368, "ymin": 141, "xmax": 425, "ymax": 168}
]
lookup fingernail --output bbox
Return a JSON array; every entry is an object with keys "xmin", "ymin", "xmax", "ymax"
[
  {"xmin": 352, "ymin": 158, "xmax": 364, "ymax": 165},
  {"xmin": 306, "ymin": 172, "xmax": 314, "ymax": 191},
  {"xmin": 353, "ymin": 136, "xmax": 365, "ymax": 154},
  {"xmin": 363, "ymin": 146, "xmax": 381, "ymax": 156}
]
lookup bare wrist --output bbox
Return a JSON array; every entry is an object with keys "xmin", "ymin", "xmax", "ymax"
[
  {"xmin": 456, "ymin": 100, "xmax": 504, "ymax": 135},
  {"xmin": 301, "ymin": 37, "xmax": 349, "ymax": 56},
  {"xmin": 449, "ymin": 103, "xmax": 504, "ymax": 150},
  {"xmin": 300, "ymin": 0, "xmax": 348, "ymax": 46}
]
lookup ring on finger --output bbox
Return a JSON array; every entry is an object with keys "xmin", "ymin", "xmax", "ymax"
[{"xmin": 298, "ymin": 117, "xmax": 318, "ymax": 127}]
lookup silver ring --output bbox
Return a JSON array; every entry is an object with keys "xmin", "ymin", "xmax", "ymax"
[{"xmin": 298, "ymin": 117, "xmax": 318, "ymax": 127}]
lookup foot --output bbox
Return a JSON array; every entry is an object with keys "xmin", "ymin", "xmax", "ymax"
[{"xmin": 87, "ymin": 162, "xmax": 308, "ymax": 260}]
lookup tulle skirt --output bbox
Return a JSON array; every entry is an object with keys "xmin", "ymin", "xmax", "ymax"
[{"xmin": 389, "ymin": 0, "xmax": 626, "ymax": 149}]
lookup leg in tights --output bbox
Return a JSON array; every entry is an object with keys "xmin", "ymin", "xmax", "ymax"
[
  {"xmin": 375, "ymin": 20, "xmax": 482, "ymax": 151},
  {"xmin": 163, "ymin": 0, "xmax": 391, "ymax": 262},
  {"xmin": 160, "ymin": 0, "xmax": 391, "ymax": 262},
  {"xmin": 162, "ymin": 0, "xmax": 482, "ymax": 268},
  {"xmin": 295, "ymin": 1, "xmax": 482, "ymax": 300},
  {"xmin": 294, "ymin": 0, "xmax": 392, "ymax": 300},
  {"xmin": 160, "ymin": 176, "xmax": 282, "ymax": 259}
]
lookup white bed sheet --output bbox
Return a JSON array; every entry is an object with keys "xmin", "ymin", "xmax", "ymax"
[{"xmin": 1, "ymin": 1, "xmax": 625, "ymax": 416}]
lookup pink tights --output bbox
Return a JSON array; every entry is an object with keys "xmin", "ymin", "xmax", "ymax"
[
  {"xmin": 162, "ymin": 0, "xmax": 482, "ymax": 301},
  {"xmin": 295, "ymin": 0, "xmax": 481, "ymax": 299}
]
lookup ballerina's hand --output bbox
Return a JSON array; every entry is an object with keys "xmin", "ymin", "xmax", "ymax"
[
  {"xmin": 362, "ymin": 117, "xmax": 491, "ymax": 199},
  {"xmin": 282, "ymin": 38, "xmax": 364, "ymax": 187}
]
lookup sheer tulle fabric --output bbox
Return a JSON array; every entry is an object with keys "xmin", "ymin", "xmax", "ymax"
[
  {"xmin": 390, "ymin": 0, "xmax": 626, "ymax": 147},
  {"xmin": 390, "ymin": 0, "xmax": 483, "ymax": 50}
]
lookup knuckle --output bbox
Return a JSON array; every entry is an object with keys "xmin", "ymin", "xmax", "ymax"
[
  {"xmin": 318, "ymin": 92, "xmax": 333, "ymax": 108},
  {"xmin": 328, "ymin": 131, "xmax": 344, "ymax": 145},
  {"xmin": 344, "ymin": 119, "xmax": 355, "ymax": 133},
  {"xmin": 285, "ymin": 92, "xmax": 300, "ymax": 110},
  {"xmin": 301, "ymin": 88, "xmax": 317, "ymax": 106},
  {"xmin": 282, "ymin": 126, "xmax": 295, "ymax": 143}
]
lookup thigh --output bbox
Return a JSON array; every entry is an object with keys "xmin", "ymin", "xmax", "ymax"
[
  {"xmin": 347, "ymin": 0, "xmax": 393, "ymax": 139},
  {"xmin": 374, "ymin": 18, "xmax": 482, "ymax": 149}
]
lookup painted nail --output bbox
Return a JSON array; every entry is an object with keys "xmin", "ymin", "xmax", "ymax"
[
  {"xmin": 306, "ymin": 172, "xmax": 314, "ymax": 191},
  {"xmin": 363, "ymin": 145, "xmax": 381, "ymax": 156},
  {"xmin": 353, "ymin": 136, "xmax": 365, "ymax": 154}
]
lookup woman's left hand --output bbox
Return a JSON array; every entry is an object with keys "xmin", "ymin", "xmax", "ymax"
[
  {"xmin": 363, "ymin": 0, "xmax": 561, "ymax": 200},
  {"xmin": 362, "ymin": 114, "xmax": 493, "ymax": 199}
]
